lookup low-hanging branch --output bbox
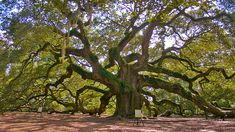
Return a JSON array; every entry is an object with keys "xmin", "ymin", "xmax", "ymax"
[
  {"xmin": 75, "ymin": 85, "xmax": 113, "ymax": 115},
  {"xmin": 7, "ymin": 42, "xmax": 50, "ymax": 89},
  {"xmin": 140, "ymin": 75, "xmax": 235, "ymax": 117},
  {"xmin": 98, "ymin": 91, "xmax": 113, "ymax": 115},
  {"xmin": 70, "ymin": 63, "xmax": 119, "ymax": 93},
  {"xmin": 2, "ymin": 0, "xmax": 235, "ymax": 119},
  {"xmin": 145, "ymin": 64, "xmax": 199, "ymax": 94},
  {"xmin": 45, "ymin": 65, "xmax": 73, "ymax": 96},
  {"xmin": 142, "ymin": 96, "xmax": 158, "ymax": 117},
  {"xmin": 142, "ymin": 90, "xmax": 182, "ymax": 110},
  {"xmin": 141, "ymin": 90, "xmax": 182, "ymax": 115},
  {"xmin": 49, "ymin": 88, "xmax": 75, "ymax": 107}
]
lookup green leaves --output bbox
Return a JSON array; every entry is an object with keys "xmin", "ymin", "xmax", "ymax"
[
  {"xmin": 130, "ymin": 12, "xmax": 138, "ymax": 18},
  {"xmin": 0, "ymin": 0, "xmax": 235, "ymax": 116}
]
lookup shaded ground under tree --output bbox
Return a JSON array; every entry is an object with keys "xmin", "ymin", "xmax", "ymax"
[{"xmin": 0, "ymin": 112, "xmax": 235, "ymax": 131}]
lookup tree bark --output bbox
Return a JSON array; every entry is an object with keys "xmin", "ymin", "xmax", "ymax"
[
  {"xmin": 114, "ymin": 66, "xmax": 143, "ymax": 118},
  {"xmin": 115, "ymin": 90, "xmax": 142, "ymax": 118}
]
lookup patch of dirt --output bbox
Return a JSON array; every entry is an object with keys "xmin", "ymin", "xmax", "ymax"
[{"xmin": 0, "ymin": 112, "xmax": 235, "ymax": 131}]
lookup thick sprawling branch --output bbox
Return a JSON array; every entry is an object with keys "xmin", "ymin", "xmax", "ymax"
[
  {"xmin": 124, "ymin": 53, "xmax": 141, "ymax": 63},
  {"xmin": 76, "ymin": 19, "xmax": 90, "ymax": 49},
  {"xmin": 66, "ymin": 48, "xmax": 84, "ymax": 57},
  {"xmin": 146, "ymin": 64, "xmax": 198, "ymax": 94},
  {"xmin": 106, "ymin": 47, "xmax": 125, "ymax": 69},
  {"xmin": 118, "ymin": 22, "xmax": 149, "ymax": 52},
  {"xmin": 70, "ymin": 64, "xmax": 119, "ymax": 93},
  {"xmin": 141, "ymin": 75, "xmax": 226, "ymax": 117},
  {"xmin": 147, "ymin": 65, "xmax": 190, "ymax": 82},
  {"xmin": 105, "ymin": 22, "xmax": 150, "ymax": 69},
  {"xmin": 45, "ymin": 66, "xmax": 113, "ymax": 114},
  {"xmin": 51, "ymin": 0, "xmax": 101, "ymax": 69},
  {"xmin": 98, "ymin": 91, "xmax": 113, "ymax": 115},
  {"xmin": 138, "ymin": 22, "xmax": 157, "ymax": 67}
]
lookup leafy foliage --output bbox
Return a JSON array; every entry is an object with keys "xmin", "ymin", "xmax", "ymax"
[{"xmin": 0, "ymin": 0, "xmax": 234, "ymax": 118}]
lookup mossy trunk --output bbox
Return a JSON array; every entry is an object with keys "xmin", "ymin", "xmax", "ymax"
[
  {"xmin": 114, "ymin": 66, "xmax": 143, "ymax": 118},
  {"xmin": 115, "ymin": 90, "xmax": 142, "ymax": 118}
]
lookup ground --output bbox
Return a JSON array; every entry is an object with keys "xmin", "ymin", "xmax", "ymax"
[{"xmin": 0, "ymin": 112, "xmax": 235, "ymax": 131}]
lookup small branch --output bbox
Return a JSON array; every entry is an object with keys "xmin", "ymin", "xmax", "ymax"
[
  {"xmin": 150, "ymin": 55, "xmax": 202, "ymax": 74},
  {"xmin": 76, "ymin": 86, "xmax": 107, "ymax": 95},
  {"xmin": 7, "ymin": 42, "xmax": 50, "ymax": 87},
  {"xmin": 190, "ymin": 67, "xmax": 235, "ymax": 82},
  {"xmin": 117, "ymin": 22, "xmax": 149, "ymax": 52},
  {"xmin": 180, "ymin": 9, "xmax": 234, "ymax": 22},
  {"xmin": 45, "ymin": 65, "xmax": 73, "ymax": 96}
]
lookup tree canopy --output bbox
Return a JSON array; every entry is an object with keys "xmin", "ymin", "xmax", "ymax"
[{"xmin": 0, "ymin": 0, "xmax": 235, "ymax": 118}]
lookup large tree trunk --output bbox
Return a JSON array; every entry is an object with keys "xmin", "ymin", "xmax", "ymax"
[
  {"xmin": 115, "ymin": 90, "xmax": 142, "ymax": 118},
  {"xmin": 114, "ymin": 66, "xmax": 143, "ymax": 118}
]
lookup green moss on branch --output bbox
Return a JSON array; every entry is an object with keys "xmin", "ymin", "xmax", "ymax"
[
  {"xmin": 89, "ymin": 53, "xmax": 98, "ymax": 62},
  {"xmin": 70, "ymin": 64, "xmax": 92, "ymax": 79}
]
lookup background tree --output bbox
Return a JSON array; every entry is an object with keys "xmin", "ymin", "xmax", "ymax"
[{"xmin": 0, "ymin": 0, "xmax": 235, "ymax": 118}]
